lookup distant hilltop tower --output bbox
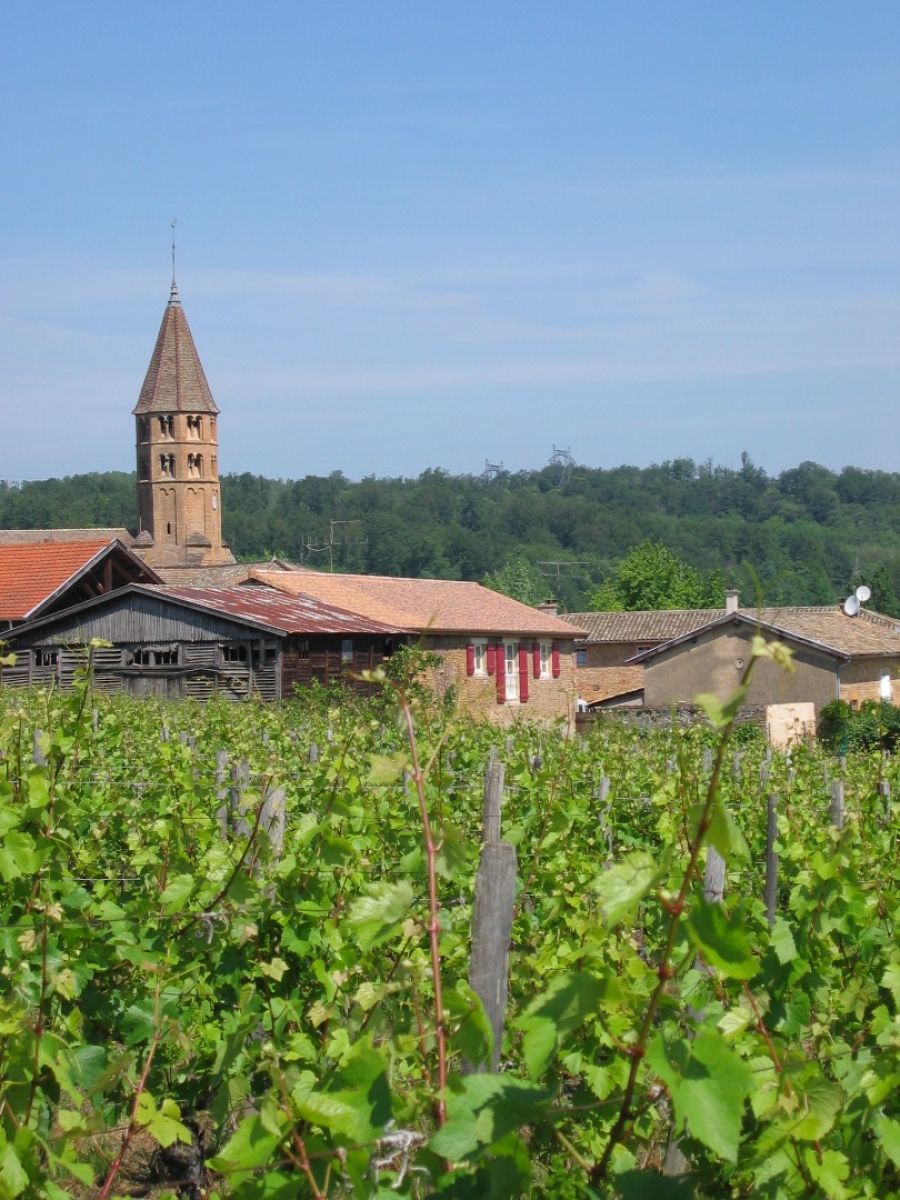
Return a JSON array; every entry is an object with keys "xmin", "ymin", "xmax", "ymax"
[{"xmin": 132, "ymin": 280, "xmax": 235, "ymax": 568}]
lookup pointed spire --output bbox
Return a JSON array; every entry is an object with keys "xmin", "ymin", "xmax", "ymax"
[{"xmin": 132, "ymin": 284, "xmax": 218, "ymax": 415}]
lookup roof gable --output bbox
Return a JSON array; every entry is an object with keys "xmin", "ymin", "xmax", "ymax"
[
  {"xmin": 632, "ymin": 607, "xmax": 900, "ymax": 663},
  {"xmin": 0, "ymin": 539, "xmax": 157, "ymax": 622}
]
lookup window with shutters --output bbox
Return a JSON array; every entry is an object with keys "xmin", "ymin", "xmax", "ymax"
[
  {"xmin": 539, "ymin": 641, "xmax": 552, "ymax": 679},
  {"xmin": 576, "ymin": 647, "xmax": 588, "ymax": 667},
  {"xmin": 504, "ymin": 641, "xmax": 519, "ymax": 701},
  {"xmin": 472, "ymin": 639, "xmax": 487, "ymax": 676}
]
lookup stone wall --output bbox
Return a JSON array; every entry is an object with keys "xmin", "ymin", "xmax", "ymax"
[
  {"xmin": 574, "ymin": 642, "xmax": 646, "ymax": 703},
  {"xmin": 423, "ymin": 636, "xmax": 579, "ymax": 726},
  {"xmin": 841, "ymin": 657, "xmax": 896, "ymax": 706},
  {"xmin": 577, "ymin": 702, "xmax": 768, "ymax": 734}
]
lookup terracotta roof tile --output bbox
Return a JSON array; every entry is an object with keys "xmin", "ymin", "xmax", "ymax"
[
  {"xmin": 0, "ymin": 528, "xmax": 134, "ymax": 546},
  {"xmin": 151, "ymin": 559, "xmax": 303, "ymax": 586},
  {"xmin": 0, "ymin": 540, "xmax": 115, "ymax": 620},
  {"xmin": 564, "ymin": 609, "xmax": 722, "ymax": 643},
  {"xmin": 632, "ymin": 606, "xmax": 900, "ymax": 662},
  {"xmin": 252, "ymin": 571, "xmax": 587, "ymax": 637}
]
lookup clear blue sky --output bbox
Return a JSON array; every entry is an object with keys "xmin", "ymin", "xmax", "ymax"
[{"xmin": 1, "ymin": 2, "xmax": 897, "ymax": 482}]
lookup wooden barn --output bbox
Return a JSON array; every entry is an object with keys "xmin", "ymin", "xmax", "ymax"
[{"xmin": 1, "ymin": 584, "xmax": 403, "ymax": 700}]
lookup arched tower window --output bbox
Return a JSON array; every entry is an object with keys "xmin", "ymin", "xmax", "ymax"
[
  {"xmin": 159, "ymin": 415, "xmax": 174, "ymax": 439},
  {"xmin": 187, "ymin": 415, "xmax": 202, "ymax": 438},
  {"xmin": 138, "ymin": 417, "xmax": 149, "ymax": 441}
]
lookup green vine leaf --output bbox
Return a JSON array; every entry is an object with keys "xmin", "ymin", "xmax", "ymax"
[
  {"xmin": 685, "ymin": 899, "xmax": 758, "ymax": 979},
  {"xmin": 591, "ymin": 851, "xmax": 661, "ymax": 926},
  {"xmin": 348, "ymin": 881, "xmax": 414, "ymax": 950},
  {"xmin": 647, "ymin": 1028, "xmax": 754, "ymax": 1163}
]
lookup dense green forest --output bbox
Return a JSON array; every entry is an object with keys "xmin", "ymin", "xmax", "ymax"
[{"xmin": 2, "ymin": 455, "xmax": 900, "ymax": 612}]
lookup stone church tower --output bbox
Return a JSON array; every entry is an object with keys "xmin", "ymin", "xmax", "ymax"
[{"xmin": 132, "ymin": 282, "xmax": 235, "ymax": 569}]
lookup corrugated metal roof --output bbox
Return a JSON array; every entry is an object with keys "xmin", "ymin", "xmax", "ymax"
[
  {"xmin": 252, "ymin": 570, "xmax": 587, "ymax": 637},
  {"xmin": 157, "ymin": 586, "xmax": 405, "ymax": 635}
]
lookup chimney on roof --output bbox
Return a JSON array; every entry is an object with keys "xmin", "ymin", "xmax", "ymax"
[
  {"xmin": 725, "ymin": 587, "xmax": 740, "ymax": 615},
  {"xmin": 537, "ymin": 599, "xmax": 559, "ymax": 617}
]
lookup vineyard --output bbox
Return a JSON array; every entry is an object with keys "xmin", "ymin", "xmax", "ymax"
[{"xmin": 0, "ymin": 649, "xmax": 898, "ymax": 1199}]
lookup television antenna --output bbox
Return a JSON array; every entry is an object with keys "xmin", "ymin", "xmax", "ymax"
[
  {"xmin": 537, "ymin": 559, "xmax": 589, "ymax": 594},
  {"xmin": 301, "ymin": 519, "xmax": 367, "ymax": 572}
]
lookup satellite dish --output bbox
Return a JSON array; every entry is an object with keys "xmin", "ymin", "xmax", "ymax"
[
  {"xmin": 843, "ymin": 595, "xmax": 861, "ymax": 617},
  {"xmin": 855, "ymin": 585, "xmax": 871, "ymax": 604}
]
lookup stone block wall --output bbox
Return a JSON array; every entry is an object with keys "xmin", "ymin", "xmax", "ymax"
[{"xmin": 422, "ymin": 636, "xmax": 579, "ymax": 726}]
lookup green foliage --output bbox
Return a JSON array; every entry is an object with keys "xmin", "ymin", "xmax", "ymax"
[
  {"xmin": 0, "ymin": 675, "xmax": 896, "ymax": 1197},
  {"xmin": 820, "ymin": 699, "xmax": 900, "ymax": 752},
  {"xmin": 590, "ymin": 540, "xmax": 724, "ymax": 611},
  {"xmin": 4, "ymin": 457, "xmax": 900, "ymax": 610},
  {"xmin": 482, "ymin": 558, "xmax": 548, "ymax": 606}
]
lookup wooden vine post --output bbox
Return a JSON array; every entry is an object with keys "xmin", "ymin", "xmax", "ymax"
[
  {"xmin": 765, "ymin": 793, "xmax": 778, "ymax": 927},
  {"xmin": 468, "ymin": 755, "xmax": 517, "ymax": 1072}
]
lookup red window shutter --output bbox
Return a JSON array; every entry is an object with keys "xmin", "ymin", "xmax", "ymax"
[
  {"xmin": 466, "ymin": 643, "xmax": 475, "ymax": 676},
  {"xmin": 518, "ymin": 645, "xmax": 529, "ymax": 702},
  {"xmin": 486, "ymin": 643, "xmax": 496, "ymax": 676},
  {"xmin": 496, "ymin": 648, "xmax": 506, "ymax": 703},
  {"xmin": 551, "ymin": 643, "xmax": 561, "ymax": 678},
  {"xmin": 532, "ymin": 641, "xmax": 541, "ymax": 679}
]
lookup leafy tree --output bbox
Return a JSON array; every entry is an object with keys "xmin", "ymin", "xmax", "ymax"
[
  {"xmin": 850, "ymin": 563, "xmax": 900, "ymax": 618},
  {"xmin": 482, "ymin": 557, "xmax": 547, "ymax": 606},
  {"xmin": 590, "ymin": 540, "xmax": 724, "ymax": 611}
]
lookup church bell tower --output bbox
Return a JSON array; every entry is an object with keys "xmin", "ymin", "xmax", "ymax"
[{"xmin": 132, "ymin": 281, "xmax": 235, "ymax": 569}]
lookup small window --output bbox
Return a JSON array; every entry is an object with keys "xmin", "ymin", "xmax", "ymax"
[
  {"xmin": 341, "ymin": 639, "xmax": 354, "ymax": 664},
  {"xmin": 159, "ymin": 415, "xmax": 174, "ymax": 439},
  {"xmin": 881, "ymin": 670, "xmax": 893, "ymax": 702},
  {"xmin": 187, "ymin": 415, "xmax": 202, "ymax": 438},
  {"xmin": 472, "ymin": 639, "xmax": 487, "ymax": 676},
  {"xmin": 128, "ymin": 647, "xmax": 178, "ymax": 667},
  {"xmin": 34, "ymin": 649, "xmax": 58, "ymax": 668},
  {"xmin": 297, "ymin": 640, "xmax": 309, "ymax": 658},
  {"xmin": 539, "ymin": 641, "xmax": 552, "ymax": 679},
  {"xmin": 222, "ymin": 645, "xmax": 248, "ymax": 663},
  {"xmin": 576, "ymin": 647, "xmax": 588, "ymax": 667}
]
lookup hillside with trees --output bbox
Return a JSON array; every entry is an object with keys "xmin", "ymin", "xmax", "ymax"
[{"xmin": 2, "ymin": 455, "xmax": 899, "ymax": 614}]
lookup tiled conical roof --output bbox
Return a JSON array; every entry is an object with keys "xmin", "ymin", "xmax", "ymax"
[{"xmin": 132, "ymin": 282, "xmax": 219, "ymax": 415}]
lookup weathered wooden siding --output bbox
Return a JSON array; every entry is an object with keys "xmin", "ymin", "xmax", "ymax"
[{"xmin": 18, "ymin": 591, "xmax": 264, "ymax": 646}]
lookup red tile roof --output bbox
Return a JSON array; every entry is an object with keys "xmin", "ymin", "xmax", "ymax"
[
  {"xmin": 0, "ymin": 540, "xmax": 115, "ymax": 621},
  {"xmin": 564, "ymin": 609, "xmax": 722, "ymax": 643},
  {"xmin": 251, "ymin": 570, "xmax": 587, "ymax": 637},
  {"xmin": 157, "ymin": 586, "xmax": 404, "ymax": 636}
]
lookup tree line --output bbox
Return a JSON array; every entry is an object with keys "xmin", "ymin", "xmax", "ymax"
[{"xmin": 1, "ymin": 454, "xmax": 899, "ymax": 613}]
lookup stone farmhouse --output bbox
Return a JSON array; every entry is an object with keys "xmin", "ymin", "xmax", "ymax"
[{"xmin": 565, "ymin": 589, "xmax": 900, "ymax": 716}]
